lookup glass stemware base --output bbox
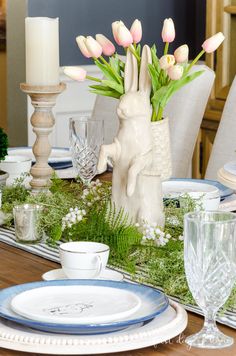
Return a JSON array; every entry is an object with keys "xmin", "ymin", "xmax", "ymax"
[{"xmin": 185, "ymin": 325, "xmax": 234, "ymax": 349}]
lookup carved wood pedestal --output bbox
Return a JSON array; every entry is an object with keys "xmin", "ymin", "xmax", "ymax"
[{"xmin": 20, "ymin": 83, "xmax": 66, "ymax": 191}]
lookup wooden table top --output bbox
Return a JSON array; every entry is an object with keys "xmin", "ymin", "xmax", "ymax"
[{"xmin": 0, "ymin": 242, "xmax": 236, "ymax": 355}]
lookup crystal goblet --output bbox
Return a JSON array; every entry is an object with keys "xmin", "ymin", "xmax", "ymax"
[
  {"xmin": 184, "ymin": 211, "xmax": 236, "ymax": 349},
  {"xmin": 69, "ymin": 117, "xmax": 104, "ymax": 185}
]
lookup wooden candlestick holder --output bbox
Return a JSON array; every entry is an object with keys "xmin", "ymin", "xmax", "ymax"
[{"xmin": 20, "ymin": 83, "xmax": 66, "ymax": 191}]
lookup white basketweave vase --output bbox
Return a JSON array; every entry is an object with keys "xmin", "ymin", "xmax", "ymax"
[{"xmin": 151, "ymin": 117, "xmax": 172, "ymax": 181}]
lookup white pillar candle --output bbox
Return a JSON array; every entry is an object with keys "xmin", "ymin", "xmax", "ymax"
[{"xmin": 25, "ymin": 17, "xmax": 60, "ymax": 86}]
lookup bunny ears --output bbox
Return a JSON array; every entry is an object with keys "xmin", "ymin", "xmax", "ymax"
[{"xmin": 124, "ymin": 45, "xmax": 152, "ymax": 95}]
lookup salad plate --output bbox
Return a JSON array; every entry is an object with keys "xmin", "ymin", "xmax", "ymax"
[
  {"xmin": 0, "ymin": 280, "xmax": 169, "ymax": 334},
  {"xmin": 11, "ymin": 285, "xmax": 141, "ymax": 324}
]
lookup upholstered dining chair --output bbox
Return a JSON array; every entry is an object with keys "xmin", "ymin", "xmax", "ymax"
[
  {"xmin": 164, "ymin": 64, "xmax": 215, "ymax": 178},
  {"xmin": 92, "ymin": 65, "xmax": 215, "ymax": 178},
  {"xmin": 205, "ymin": 76, "xmax": 236, "ymax": 180}
]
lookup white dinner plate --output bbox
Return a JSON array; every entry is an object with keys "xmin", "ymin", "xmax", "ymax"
[
  {"xmin": 0, "ymin": 300, "xmax": 187, "ymax": 355},
  {"xmin": 42, "ymin": 268, "xmax": 123, "ymax": 282},
  {"xmin": 8, "ymin": 147, "xmax": 72, "ymax": 169},
  {"xmin": 168, "ymin": 178, "xmax": 233, "ymax": 199},
  {"xmin": 224, "ymin": 161, "xmax": 236, "ymax": 176},
  {"xmin": 163, "ymin": 180, "xmax": 219, "ymax": 197},
  {"xmin": 162, "ymin": 180, "xmax": 221, "ymax": 210},
  {"xmin": 11, "ymin": 285, "xmax": 141, "ymax": 324}
]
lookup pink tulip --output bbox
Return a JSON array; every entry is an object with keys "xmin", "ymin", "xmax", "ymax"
[
  {"xmin": 168, "ymin": 65, "xmax": 183, "ymax": 80},
  {"xmin": 116, "ymin": 24, "xmax": 133, "ymax": 47},
  {"xmin": 202, "ymin": 32, "xmax": 225, "ymax": 53},
  {"xmin": 130, "ymin": 19, "xmax": 142, "ymax": 44},
  {"xmin": 95, "ymin": 34, "xmax": 116, "ymax": 56},
  {"xmin": 112, "ymin": 20, "xmax": 124, "ymax": 45},
  {"xmin": 174, "ymin": 44, "xmax": 189, "ymax": 63},
  {"xmin": 159, "ymin": 54, "xmax": 175, "ymax": 70},
  {"xmin": 76, "ymin": 36, "xmax": 91, "ymax": 58},
  {"xmin": 84, "ymin": 36, "xmax": 103, "ymax": 58},
  {"xmin": 63, "ymin": 66, "xmax": 87, "ymax": 82},
  {"xmin": 162, "ymin": 18, "xmax": 175, "ymax": 43}
]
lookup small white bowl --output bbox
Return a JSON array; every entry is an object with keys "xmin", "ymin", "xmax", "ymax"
[
  {"xmin": 0, "ymin": 155, "xmax": 32, "ymax": 181},
  {"xmin": 162, "ymin": 181, "xmax": 220, "ymax": 211}
]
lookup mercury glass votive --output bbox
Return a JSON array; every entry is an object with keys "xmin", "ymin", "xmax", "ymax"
[{"xmin": 13, "ymin": 204, "xmax": 43, "ymax": 244}]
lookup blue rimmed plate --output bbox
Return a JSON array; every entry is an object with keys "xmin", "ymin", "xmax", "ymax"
[
  {"xmin": 169, "ymin": 178, "xmax": 233, "ymax": 200},
  {"xmin": 0, "ymin": 280, "xmax": 169, "ymax": 335}
]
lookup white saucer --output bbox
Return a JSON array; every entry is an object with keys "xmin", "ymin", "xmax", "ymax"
[{"xmin": 42, "ymin": 268, "xmax": 124, "ymax": 282}]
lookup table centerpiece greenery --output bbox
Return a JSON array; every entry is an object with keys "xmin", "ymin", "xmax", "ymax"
[{"xmin": 1, "ymin": 175, "xmax": 236, "ymax": 312}]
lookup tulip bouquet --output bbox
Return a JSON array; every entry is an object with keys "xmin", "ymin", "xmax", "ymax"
[{"xmin": 64, "ymin": 18, "xmax": 224, "ymax": 121}]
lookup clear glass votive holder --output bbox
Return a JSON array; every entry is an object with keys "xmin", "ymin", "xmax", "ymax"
[{"xmin": 13, "ymin": 204, "xmax": 43, "ymax": 244}]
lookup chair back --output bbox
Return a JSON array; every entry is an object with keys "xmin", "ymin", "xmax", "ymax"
[
  {"xmin": 205, "ymin": 76, "xmax": 236, "ymax": 180},
  {"xmin": 164, "ymin": 64, "xmax": 215, "ymax": 178}
]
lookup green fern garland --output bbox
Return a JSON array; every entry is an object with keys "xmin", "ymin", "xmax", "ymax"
[
  {"xmin": 62, "ymin": 201, "xmax": 141, "ymax": 271},
  {"xmin": 1, "ymin": 175, "xmax": 236, "ymax": 311}
]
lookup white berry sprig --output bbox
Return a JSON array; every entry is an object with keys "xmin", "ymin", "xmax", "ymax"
[
  {"xmin": 62, "ymin": 207, "xmax": 86, "ymax": 231},
  {"xmin": 137, "ymin": 221, "xmax": 183, "ymax": 247},
  {"xmin": 81, "ymin": 179, "xmax": 111, "ymax": 207}
]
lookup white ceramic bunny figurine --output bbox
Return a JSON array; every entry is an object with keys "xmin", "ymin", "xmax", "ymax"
[{"xmin": 97, "ymin": 45, "xmax": 164, "ymax": 226}]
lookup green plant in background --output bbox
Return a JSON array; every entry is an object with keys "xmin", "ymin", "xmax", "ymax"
[{"xmin": 0, "ymin": 127, "xmax": 8, "ymax": 162}]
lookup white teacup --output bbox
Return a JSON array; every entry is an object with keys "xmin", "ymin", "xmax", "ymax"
[{"xmin": 59, "ymin": 241, "xmax": 110, "ymax": 279}]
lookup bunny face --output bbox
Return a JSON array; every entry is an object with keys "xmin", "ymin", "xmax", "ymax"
[{"xmin": 117, "ymin": 91, "xmax": 151, "ymax": 120}]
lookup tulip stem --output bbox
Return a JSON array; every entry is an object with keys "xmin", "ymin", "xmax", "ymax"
[
  {"xmin": 100, "ymin": 56, "xmax": 109, "ymax": 65},
  {"xmin": 98, "ymin": 56, "xmax": 123, "ymax": 84},
  {"xmin": 151, "ymin": 106, "xmax": 163, "ymax": 122},
  {"xmin": 86, "ymin": 75, "xmax": 101, "ymax": 83},
  {"xmin": 157, "ymin": 107, "xmax": 163, "ymax": 120},
  {"xmin": 164, "ymin": 42, "xmax": 169, "ymax": 55},
  {"xmin": 151, "ymin": 108, "xmax": 157, "ymax": 121},
  {"xmin": 128, "ymin": 45, "xmax": 141, "ymax": 63},
  {"xmin": 186, "ymin": 49, "xmax": 205, "ymax": 73}
]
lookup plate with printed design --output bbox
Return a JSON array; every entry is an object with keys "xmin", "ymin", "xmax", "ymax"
[{"xmin": 0, "ymin": 280, "xmax": 169, "ymax": 334}]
